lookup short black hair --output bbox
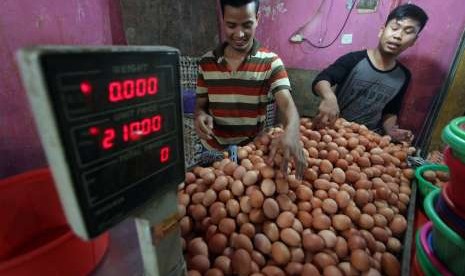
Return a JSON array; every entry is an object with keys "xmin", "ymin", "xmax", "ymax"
[
  {"xmin": 386, "ymin": 4, "xmax": 428, "ymax": 33},
  {"xmin": 220, "ymin": 0, "xmax": 260, "ymax": 17}
]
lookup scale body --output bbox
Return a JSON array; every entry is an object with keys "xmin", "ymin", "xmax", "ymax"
[{"xmin": 17, "ymin": 46, "xmax": 186, "ymax": 276}]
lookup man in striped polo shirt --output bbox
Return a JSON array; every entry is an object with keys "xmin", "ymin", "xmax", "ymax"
[{"xmin": 195, "ymin": 0, "xmax": 307, "ymax": 178}]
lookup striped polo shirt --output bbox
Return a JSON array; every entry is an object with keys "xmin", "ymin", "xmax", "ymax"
[{"xmin": 196, "ymin": 40, "xmax": 291, "ymax": 150}]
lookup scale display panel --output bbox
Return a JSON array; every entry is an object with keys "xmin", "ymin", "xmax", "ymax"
[{"xmin": 18, "ymin": 46, "xmax": 185, "ymax": 239}]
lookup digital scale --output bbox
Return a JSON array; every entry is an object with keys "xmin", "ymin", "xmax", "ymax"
[{"xmin": 17, "ymin": 46, "xmax": 186, "ymax": 276}]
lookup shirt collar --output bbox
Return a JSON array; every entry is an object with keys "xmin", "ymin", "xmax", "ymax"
[{"xmin": 213, "ymin": 39, "xmax": 261, "ymax": 63}]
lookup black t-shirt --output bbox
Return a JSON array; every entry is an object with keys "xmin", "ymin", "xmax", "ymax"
[{"xmin": 312, "ymin": 50, "xmax": 410, "ymax": 131}]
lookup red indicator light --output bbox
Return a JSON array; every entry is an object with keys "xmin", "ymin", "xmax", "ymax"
[
  {"xmin": 160, "ymin": 146, "xmax": 170, "ymax": 163},
  {"xmin": 88, "ymin": 127, "xmax": 99, "ymax": 135},
  {"xmin": 80, "ymin": 81, "xmax": 93, "ymax": 95}
]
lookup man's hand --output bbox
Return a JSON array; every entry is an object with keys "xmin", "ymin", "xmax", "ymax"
[
  {"xmin": 194, "ymin": 112, "xmax": 214, "ymax": 140},
  {"xmin": 386, "ymin": 127, "xmax": 414, "ymax": 143},
  {"xmin": 313, "ymin": 95, "xmax": 339, "ymax": 129},
  {"xmin": 267, "ymin": 132, "xmax": 307, "ymax": 180}
]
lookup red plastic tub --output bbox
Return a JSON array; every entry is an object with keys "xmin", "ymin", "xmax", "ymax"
[
  {"xmin": 0, "ymin": 168, "xmax": 109, "ymax": 276},
  {"xmin": 444, "ymin": 147, "xmax": 465, "ymax": 212}
]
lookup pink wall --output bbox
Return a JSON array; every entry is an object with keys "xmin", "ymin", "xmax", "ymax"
[
  {"xmin": 0, "ymin": 0, "xmax": 125, "ymax": 177},
  {"xmin": 256, "ymin": 0, "xmax": 465, "ymax": 136}
]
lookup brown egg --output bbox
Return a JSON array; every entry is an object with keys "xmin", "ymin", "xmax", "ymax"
[
  {"xmin": 280, "ymin": 228, "xmax": 301, "ymax": 247},
  {"xmin": 323, "ymin": 266, "xmax": 343, "ymax": 276},
  {"xmin": 332, "ymin": 168, "xmax": 346, "ymax": 184},
  {"xmin": 262, "ymin": 265, "xmax": 286, "ymax": 276},
  {"xmin": 251, "ymin": 250, "xmax": 266, "ymax": 267},
  {"xmin": 285, "ymin": 262, "xmax": 303, "ymax": 275},
  {"xmin": 346, "ymin": 170, "xmax": 361, "ymax": 183},
  {"xmin": 271, "ymin": 241, "xmax": 291, "ymax": 266},
  {"xmin": 355, "ymin": 189, "xmax": 370, "ymax": 207},
  {"xmin": 226, "ymin": 199, "xmax": 240, "ymax": 217},
  {"xmin": 240, "ymin": 222, "xmax": 256, "ymax": 238},
  {"xmin": 213, "ymin": 256, "xmax": 232, "ymax": 275},
  {"xmin": 314, "ymin": 178, "xmax": 331, "ymax": 190},
  {"xmin": 348, "ymin": 234, "xmax": 367, "ymax": 250},
  {"xmin": 322, "ymin": 198, "xmax": 338, "ymax": 214},
  {"xmin": 263, "ymin": 198, "xmax": 280, "ymax": 219},
  {"xmin": 250, "ymin": 190, "xmax": 265, "ymax": 208},
  {"xmin": 190, "ymin": 255, "xmax": 210, "ymax": 273},
  {"xmin": 313, "ymin": 252, "xmax": 337, "ymax": 271},
  {"xmin": 320, "ymin": 160, "xmax": 334, "ymax": 174},
  {"xmin": 260, "ymin": 165, "xmax": 275, "ymax": 179},
  {"xmin": 240, "ymin": 196, "xmax": 252, "ymax": 214},
  {"xmin": 334, "ymin": 237, "xmax": 349, "ymax": 259},
  {"xmin": 359, "ymin": 214, "xmax": 375, "ymax": 230},
  {"xmin": 338, "ymin": 262, "xmax": 359, "ymax": 276},
  {"xmin": 313, "ymin": 214, "xmax": 332, "ymax": 230},
  {"xmin": 276, "ymin": 211, "xmax": 295, "ymax": 228},
  {"xmin": 386, "ymin": 237, "xmax": 402, "ymax": 254},
  {"xmin": 232, "ymin": 249, "xmax": 251, "ymax": 276},
  {"xmin": 389, "ymin": 215, "xmax": 407, "ymax": 237},
  {"xmin": 208, "ymin": 233, "xmax": 228, "ymax": 255},
  {"xmin": 303, "ymin": 231, "xmax": 325, "ymax": 252},
  {"xmin": 212, "ymin": 176, "xmax": 228, "ymax": 191},
  {"xmin": 319, "ymin": 229, "xmax": 337, "ymax": 248},
  {"xmin": 263, "ymin": 222, "xmax": 280, "ymax": 242},
  {"xmin": 187, "ymin": 270, "xmax": 201, "ymax": 276},
  {"xmin": 188, "ymin": 237, "xmax": 209, "ymax": 256},
  {"xmin": 332, "ymin": 214, "xmax": 352, "ymax": 231},
  {"xmin": 249, "ymin": 209, "xmax": 265, "ymax": 224},
  {"xmin": 297, "ymin": 211, "xmax": 313, "ymax": 228},
  {"xmin": 381, "ymin": 252, "xmax": 400, "ymax": 276},
  {"xmin": 242, "ymin": 170, "xmax": 259, "ymax": 186},
  {"xmin": 218, "ymin": 218, "xmax": 236, "ymax": 236},
  {"xmin": 260, "ymin": 178, "xmax": 276, "ymax": 197},
  {"xmin": 350, "ymin": 249, "xmax": 370, "ymax": 272},
  {"xmin": 290, "ymin": 247, "xmax": 305, "ymax": 263},
  {"xmin": 276, "ymin": 194, "xmax": 293, "ymax": 212},
  {"xmin": 296, "ymin": 185, "xmax": 313, "ymax": 201},
  {"xmin": 254, "ymin": 233, "xmax": 272, "ymax": 255},
  {"xmin": 232, "ymin": 233, "xmax": 254, "ymax": 253},
  {"xmin": 302, "ymin": 263, "xmax": 321, "ymax": 276}
]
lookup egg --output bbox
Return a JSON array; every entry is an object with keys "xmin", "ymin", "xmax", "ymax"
[
  {"xmin": 350, "ymin": 249, "xmax": 370, "ymax": 272},
  {"xmin": 381, "ymin": 252, "xmax": 400, "ymax": 276},
  {"xmin": 280, "ymin": 228, "xmax": 301, "ymax": 247},
  {"xmin": 232, "ymin": 249, "xmax": 251, "ymax": 276},
  {"xmin": 263, "ymin": 198, "xmax": 280, "ymax": 219},
  {"xmin": 271, "ymin": 241, "xmax": 291, "ymax": 266}
]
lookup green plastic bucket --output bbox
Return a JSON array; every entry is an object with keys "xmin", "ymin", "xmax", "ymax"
[
  {"xmin": 442, "ymin": 116, "xmax": 465, "ymax": 163},
  {"xmin": 415, "ymin": 164, "xmax": 448, "ymax": 198},
  {"xmin": 424, "ymin": 189, "xmax": 465, "ymax": 276},
  {"xmin": 415, "ymin": 228, "xmax": 441, "ymax": 276}
]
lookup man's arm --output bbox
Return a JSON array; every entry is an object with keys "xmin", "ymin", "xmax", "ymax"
[
  {"xmin": 194, "ymin": 97, "xmax": 213, "ymax": 140},
  {"xmin": 267, "ymin": 89, "xmax": 307, "ymax": 179},
  {"xmin": 311, "ymin": 51, "xmax": 364, "ymax": 128},
  {"xmin": 383, "ymin": 114, "xmax": 413, "ymax": 143},
  {"xmin": 194, "ymin": 64, "xmax": 213, "ymax": 140},
  {"xmin": 313, "ymin": 80, "xmax": 339, "ymax": 129}
]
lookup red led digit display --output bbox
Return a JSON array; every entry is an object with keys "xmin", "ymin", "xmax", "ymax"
[
  {"xmin": 94, "ymin": 114, "xmax": 163, "ymax": 150},
  {"xmin": 108, "ymin": 76, "xmax": 158, "ymax": 103},
  {"xmin": 160, "ymin": 146, "xmax": 170, "ymax": 163}
]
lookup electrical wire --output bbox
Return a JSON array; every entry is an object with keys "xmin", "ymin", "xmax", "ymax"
[
  {"xmin": 302, "ymin": 0, "xmax": 359, "ymax": 48},
  {"xmin": 290, "ymin": 0, "xmax": 326, "ymax": 38}
]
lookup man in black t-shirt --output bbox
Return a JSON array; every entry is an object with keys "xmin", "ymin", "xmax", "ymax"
[{"xmin": 312, "ymin": 4, "xmax": 428, "ymax": 143}]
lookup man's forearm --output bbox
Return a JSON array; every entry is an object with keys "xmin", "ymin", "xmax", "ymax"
[
  {"xmin": 382, "ymin": 114, "xmax": 398, "ymax": 132},
  {"xmin": 275, "ymin": 90, "xmax": 300, "ymax": 133},
  {"xmin": 195, "ymin": 97, "xmax": 208, "ymax": 116},
  {"xmin": 314, "ymin": 80, "xmax": 337, "ymax": 101}
]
